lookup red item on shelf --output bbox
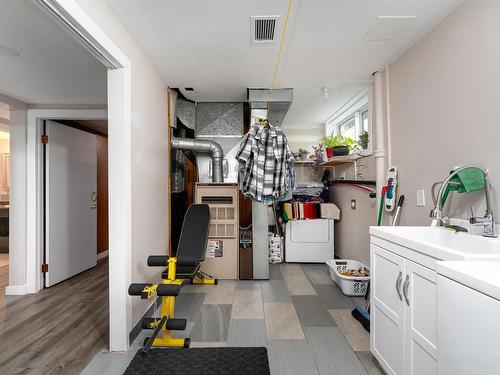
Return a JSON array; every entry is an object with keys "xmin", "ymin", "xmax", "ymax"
[
  {"xmin": 303, "ymin": 203, "xmax": 319, "ymax": 219},
  {"xmin": 326, "ymin": 148, "xmax": 333, "ymax": 158}
]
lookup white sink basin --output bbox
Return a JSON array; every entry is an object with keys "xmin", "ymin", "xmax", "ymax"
[{"xmin": 370, "ymin": 226, "xmax": 500, "ymax": 261}]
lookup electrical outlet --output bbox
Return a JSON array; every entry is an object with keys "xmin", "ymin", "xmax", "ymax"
[
  {"xmin": 417, "ymin": 190, "xmax": 426, "ymax": 207},
  {"xmin": 351, "ymin": 199, "xmax": 357, "ymax": 210}
]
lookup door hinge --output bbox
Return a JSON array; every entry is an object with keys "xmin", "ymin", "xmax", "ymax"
[
  {"xmin": 41, "ymin": 263, "xmax": 48, "ymax": 273},
  {"xmin": 41, "ymin": 135, "xmax": 48, "ymax": 144}
]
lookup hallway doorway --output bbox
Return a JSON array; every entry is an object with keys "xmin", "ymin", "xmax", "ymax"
[{"xmin": 41, "ymin": 119, "xmax": 108, "ymax": 288}]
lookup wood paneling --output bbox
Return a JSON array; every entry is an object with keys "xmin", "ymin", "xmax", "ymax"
[
  {"xmin": 185, "ymin": 158, "xmax": 197, "ymax": 208},
  {"xmin": 239, "ymin": 246, "xmax": 253, "ymax": 280},
  {"xmin": 167, "ymin": 89, "xmax": 172, "ymax": 256},
  {"xmin": 97, "ymin": 136, "xmax": 108, "ymax": 254},
  {"xmin": 239, "ymin": 193, "xmax": 252, "ymax": 227}
]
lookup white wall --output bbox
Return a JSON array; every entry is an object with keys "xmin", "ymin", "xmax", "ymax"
[
  {"xmin": 74, "ymin": 0, "xmax": 169, "ymax": 329},
  {"xmin": 7, "ymin": 107, "xmax": 27, "ymax": 292},
  {"xmin": 387, "ymin": 0, "xmax": 500, "ymax": 226},
  {"xmin": 283, "ymin": 125, "xmax": 324, "ymax": 156},
  {"xmin": 329, "ymin": 185, "xmax": 377, "ymax": 266}
]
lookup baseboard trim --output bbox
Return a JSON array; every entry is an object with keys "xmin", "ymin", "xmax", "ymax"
[
  {"xmin": 5, "ymin": 284, "xmax": 28, "ymax": 295},
  {"xmin": 129, "ymin": 297, "xmax": 161, "ymax": 346},
  {"xmin": 97, "ymin": 250, "xmax": 109, "ymax": 260}
]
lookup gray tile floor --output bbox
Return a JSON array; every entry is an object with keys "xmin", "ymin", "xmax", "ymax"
[{"xmin": 81, "ymin": 263, "xmax": 383, "ymax": 375}]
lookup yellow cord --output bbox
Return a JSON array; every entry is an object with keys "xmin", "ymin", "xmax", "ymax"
[{"xmin": 267, "ymin": 0, "xmax": 292, "ymax": 114}]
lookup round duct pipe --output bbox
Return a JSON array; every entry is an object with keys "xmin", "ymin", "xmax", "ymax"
[{"xmin": 171, "ymin": 137, "xmax": 224, "ymax": 183}]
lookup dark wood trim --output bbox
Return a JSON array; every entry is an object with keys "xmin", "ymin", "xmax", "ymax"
[
  {"xmin": 243, "ymin": 102, "xmax": 250, "ymax": 134},
  {"xmin": 52, "ymin": 120, "xmax": 107, "ymax": 138},
  {"xmin": 97, "ymin": 136, "xmax": 109, "ymax": 254},
  {"xmin": 167, "ymin": 88, "xmax": 172, "ymax": 257},
  {"xmin": 42, "ymin": 120, "xmax": 47, "ymax": 288},
  {"xmin": 239, "ymin": 246, "xmax": 253, "ymax": 280}
]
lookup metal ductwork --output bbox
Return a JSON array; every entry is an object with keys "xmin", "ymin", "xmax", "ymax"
[
  {"xmin": 171, "ymin": 137, "xmax": 224, "ymax": 183},
  {"xmin": 247, "ymin": 88, "xmax": 293, "ymax": 127}
]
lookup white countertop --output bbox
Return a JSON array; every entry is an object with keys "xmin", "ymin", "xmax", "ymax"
[
  {"xmin": 370, "ymin": 226, "xmax": 500, "ymax": 261},
  {"xmin": 437, "ymin": 261, "xmax": 500, "ymax": 301}
]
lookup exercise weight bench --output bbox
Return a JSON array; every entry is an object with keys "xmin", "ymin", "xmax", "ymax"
[{"xmin": 127, "ymin": 204, "xmax": 215, "ymax": 352}]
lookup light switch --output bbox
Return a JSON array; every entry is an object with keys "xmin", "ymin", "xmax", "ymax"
[
  {"xmin": 351, "ymin": 199, "xmax": 357, "ymax": 210},
  {"xmin": 417, "ymin": 190, "xmax": 426, "ymax": 207}
]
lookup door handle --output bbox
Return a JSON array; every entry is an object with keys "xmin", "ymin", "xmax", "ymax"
[
  {"xmin": 396, "ymin": 271, "xmax": 403, "ymax": 301},
  {"xmin": 403, "ymin": 274, "xmax": 410, "ymax": 306},
  {"xmin": 91, "ymin": 192, "xmax": 97, "ymax": 209}
]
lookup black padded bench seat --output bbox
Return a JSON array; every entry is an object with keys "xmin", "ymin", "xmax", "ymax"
[
  {"xmin": 161, "ymin": 264, "xmax": 199, "ymax": 279},
  {"xmin": 161, "ymin": 204, "xmax": 210, "ymax": 279}
]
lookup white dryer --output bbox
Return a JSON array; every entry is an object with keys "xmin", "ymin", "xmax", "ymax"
[{"xmin": 284, "ymin": 218, "xmax": 334, "ymax": 263}]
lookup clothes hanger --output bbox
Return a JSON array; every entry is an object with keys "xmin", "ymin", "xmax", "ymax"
[{"xmin": 257, "ymin": 118, "xmax": 270, "ymax": 127}]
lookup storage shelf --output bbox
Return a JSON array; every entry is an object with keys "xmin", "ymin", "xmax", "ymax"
[
  {"xmin": 327, "ymin": 179, "xmax": 376, "ymax": 186},
  {"xmin": 294, "ymin": 159, "xmax": 316, "ymax": 164},
  {"xmin": 319, "ymin": 155, "xmax": 360, "ymax": 167}
]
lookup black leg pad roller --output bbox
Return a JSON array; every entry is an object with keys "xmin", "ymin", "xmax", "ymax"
[
  {"xmin": 147, "ymin": 255, "xmax": 169, "ymax": 267},
  {"xmin": 156, "ymin": 284, "xmax": 181, "ymax": 296},
  {"xmin": 128, "ymin": 283, "xmax": 153, "ymax": 296},
  {"xmin": 165, "ymin": 318, "xmax": 187, "ymax": 331}
]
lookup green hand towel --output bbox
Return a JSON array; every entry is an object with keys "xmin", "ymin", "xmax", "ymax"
[{"xmin": 441, "ymin": 168, "xmax": 485, "ymax": 207}]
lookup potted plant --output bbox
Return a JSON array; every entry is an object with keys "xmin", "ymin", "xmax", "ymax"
[
  {"xmin": 297, "ymin": 148, "xmax": 309, "ymax": 161},
  {"xmin": 321, "ymin": 134, "xmax": 357, "ymax": 157},
  {"xmin": 313, "ymin": 143, "xmax": 327, "ymax": 163},
  {"xmin": 358, "ymin": 130, "xmax": 369, "ymax": 150},
  {"xmin": 321, "ymin": 134, "xmax": 336, "ymax": 158}
]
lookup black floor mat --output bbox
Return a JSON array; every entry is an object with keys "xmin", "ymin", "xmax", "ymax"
[{"xmin": 124, "ymin": 347, "xmax": 271, "ymax": 375}]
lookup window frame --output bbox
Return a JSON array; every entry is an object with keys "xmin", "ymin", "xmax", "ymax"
[{"xmin": 325, "ymin": 90, "xmax": 371, "ymax": 156}]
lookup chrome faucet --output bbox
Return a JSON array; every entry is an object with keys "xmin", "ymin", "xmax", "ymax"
[{"xmin": 430, "ymin": 166, "xmax": 496, "ymax": 238}]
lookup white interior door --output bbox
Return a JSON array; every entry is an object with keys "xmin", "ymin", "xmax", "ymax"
[{"xmin": 45, "ymin": 121, "xmax": 97, "ymax": 287}]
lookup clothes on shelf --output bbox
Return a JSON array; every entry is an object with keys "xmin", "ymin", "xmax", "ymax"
[
  {"xmin": 281, "ymin": 196, "xmax": 340, "ymax": 222},
  {"xmin": 282, "ymin": 196, "xmax": 325, "ymax": 221},
  {"xmin": 236, "ymin": 123, "xmax": 295, "ymax": 204}
]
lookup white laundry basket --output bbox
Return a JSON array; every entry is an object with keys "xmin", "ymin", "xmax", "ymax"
[{"xmin": 326, "ymin": 259, "xmax": 370, "ymax": 296}]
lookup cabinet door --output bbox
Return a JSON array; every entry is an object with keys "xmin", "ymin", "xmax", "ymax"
[
  {"xmin": 371, "ymin": 244, "xmax": 405, "ymax": 375},
  {"xmin": 403, "ymin": 259, "xmax": 437, "ymax": 375},
  {"xmin": 438, "ymin": 275, "xmax": 500, "ymax": 374}
]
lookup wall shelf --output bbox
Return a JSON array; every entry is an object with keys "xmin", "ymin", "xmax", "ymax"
[
  {"xmin": 327, "ymin": 179, "xmax": 376, "ymax": 186},
  {"xmin": 294, "ymin": 159, "xmax": 316, "ymax": 165},
  {"xmin": 318, "ymin": 155, "xmax": 361, "ymax": 167}
]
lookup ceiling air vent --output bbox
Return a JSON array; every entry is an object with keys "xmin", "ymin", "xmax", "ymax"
[{"xmin": 251, "ymin": 16, "xmax": 280, "ymax": 44}]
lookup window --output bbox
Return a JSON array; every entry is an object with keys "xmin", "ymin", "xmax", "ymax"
[
  {"xmin": 335, "ymin": 106, "xmax": 368, "ymax": 144},
  {"xmin": 325, "ymin": 91, "xmax": 371, "ymax": 155},
  {"xmin": 338, "ymin": 116, "xmax": 356, "ymax": 140},
  {"xmin": 361, "ymin": 110, "xmax": 369, "ymax": 133}
]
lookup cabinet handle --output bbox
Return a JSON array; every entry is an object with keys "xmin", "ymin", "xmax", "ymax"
[
  {"xmin": 396, "ymin": 271, "xmax": 403, "ymax": 301},
  {"xmin": 403, "ymin": 275, "xmax": 410, "ymax": 306}
]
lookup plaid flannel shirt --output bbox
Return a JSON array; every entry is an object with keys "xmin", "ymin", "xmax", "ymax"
[{"xmin": 236, "ymin": 123, "xmax": 294, "ymax": 203}]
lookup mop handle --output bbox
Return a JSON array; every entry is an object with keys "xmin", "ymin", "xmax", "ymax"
[{"xmin": 391, "ymin": 195, "xmax": 405, "ymax": 226}]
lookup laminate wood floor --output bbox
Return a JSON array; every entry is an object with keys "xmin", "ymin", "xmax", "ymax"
[{"xmin": 0, "ymin": 259, "xmax": 108, "ymax": 375}]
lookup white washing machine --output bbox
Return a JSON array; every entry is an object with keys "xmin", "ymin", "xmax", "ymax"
[{"xmin": 284, "ymin": 218, "xmax": 334, "ymax": 263}]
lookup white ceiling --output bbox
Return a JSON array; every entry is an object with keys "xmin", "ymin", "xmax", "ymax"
[
  {"xmin": 107, "ymin": 0, "xmax": 462, "ymax": 128},
  {"xmin": 0, "ymin": 0, "xmax": 107, "ymax": 105}
]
